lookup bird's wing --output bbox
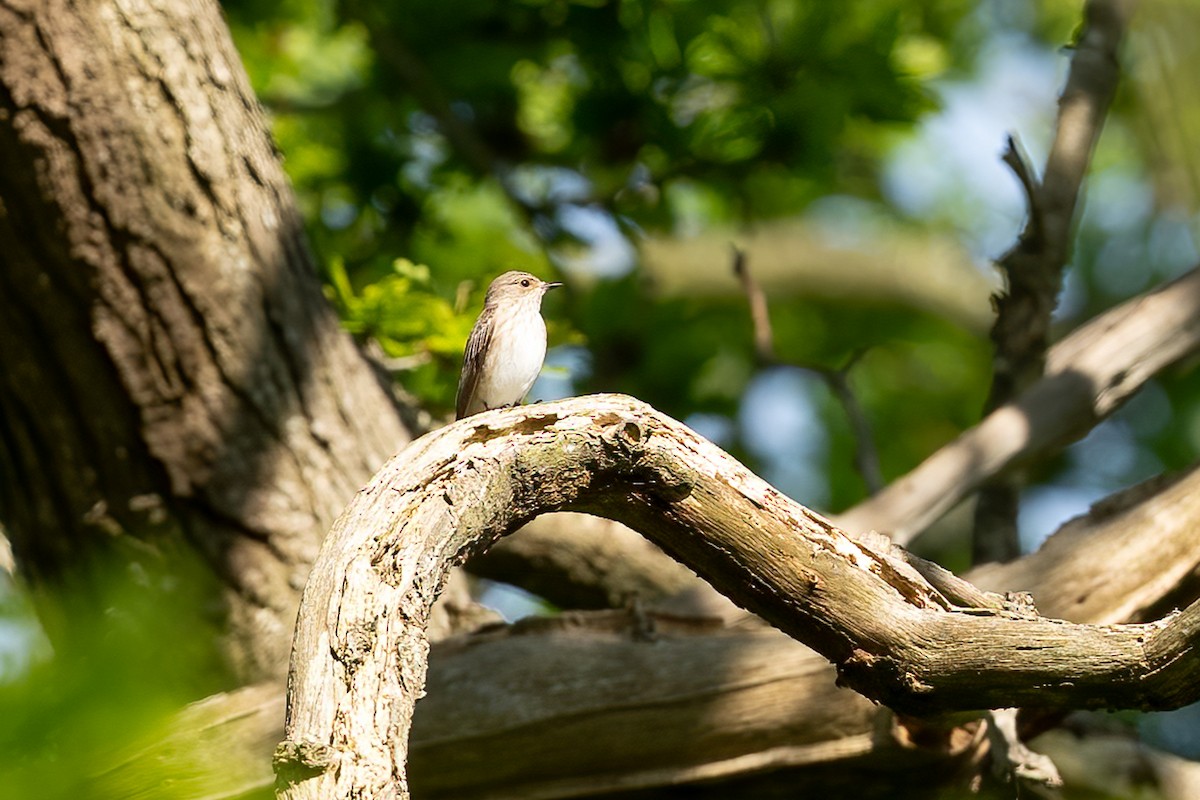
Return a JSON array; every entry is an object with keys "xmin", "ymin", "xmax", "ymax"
[{"xmin": 456, "ymin": 305, "xmax": 494, "ymax": 419}]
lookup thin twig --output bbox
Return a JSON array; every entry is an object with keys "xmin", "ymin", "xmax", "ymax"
[
  {"xmin": 731, "ymin": 247, "xmax": 885, "ymax": 495},
  {"xmin": 902, "ymin": 551, "xmax": 1023, "ymax": 613},
  {"xmin": 822, "ymin": 364, "xmax": 885, "ymax": 495},
  {"xmin": 732, "ymin": 245, "xmax": 776, "ymax": 363}
]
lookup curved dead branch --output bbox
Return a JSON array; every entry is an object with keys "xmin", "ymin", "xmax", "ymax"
[
  {"xmin": 480, "ymin": 264, "xmax": 1200, "ymax": 605},
  {"xmin": 276, "ymin": 395, "xmax": 1200, "ymax": 800},
  {"xmin": 106, "ymin": 458, "xmax": 1200, "ymax": 800}
]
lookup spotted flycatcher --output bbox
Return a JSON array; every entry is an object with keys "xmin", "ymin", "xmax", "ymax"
[{"xmin": 456, "ymin": 270, "xmax": 562, "ymax": 419}]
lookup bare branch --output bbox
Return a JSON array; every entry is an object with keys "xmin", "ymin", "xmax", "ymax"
[
  {"xmin": 276, "ymin": 396, "xmax": 1200, "ymax": 800},
  {"xmin": 1001, "ymin": 133, "xmax": 1044, "ymax": 245},
  {"xmin": 822, "ymin": 359, "xmax": 885, "ymax": 494},
  {"xmin": 427, "ymin": 467, "xmax": 1200, "ymax": 797},
  {"xmin": 975, "ymin": 0, "xmax": 1135, "ymax": 563},
  {"xmin": 904, "ymin": 550, "xmax": 1019, "ymax": 613},
  {"xmin": 107, "ymin": 459, "xmax": 1200, "ymax": 800},
  {"xmin": 1040, "ymin": 0, "xmax": 1135, "ymax": 244},
  {"xmin": 836, "ymin": 264, "xmax": 1200, "ymax": 544},
  {"xmin": 732, "ymin": 247, "xmax": 884, "ymax": 493}
]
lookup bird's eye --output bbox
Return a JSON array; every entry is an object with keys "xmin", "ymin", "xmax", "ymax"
[{"xmin": 520, "ymin": 279, "xmax": 531, "ymax": 287}]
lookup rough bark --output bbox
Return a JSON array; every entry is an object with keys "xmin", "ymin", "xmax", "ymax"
[
  {"xmin": 0, "ymin": 0, "xmax": 410, "ymax": 679},
  {"xmin": 276, "ymin": 395, "xmax": 1200, "ymax": 800}
]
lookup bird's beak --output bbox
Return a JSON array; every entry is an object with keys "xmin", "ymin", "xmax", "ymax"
[{"xmin": 543, "ymin": 281, "xmax": 564, "ymax": 292}]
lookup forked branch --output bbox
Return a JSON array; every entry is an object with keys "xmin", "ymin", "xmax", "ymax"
[
  {"xmin": 732, "ymin": 246, "xmax": 884, "ymax": 493},
  {"xmin": 974, "ymin": 0, "xmax": 1134, "ymax": 563}
]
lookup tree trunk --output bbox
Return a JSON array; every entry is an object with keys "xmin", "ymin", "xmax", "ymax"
[{"xmin": 0, "ymin": 0, "xmax": 410, "ymax": 680}]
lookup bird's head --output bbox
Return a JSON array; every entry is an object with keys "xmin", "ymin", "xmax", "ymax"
[{"xmin": 484, "ymin": 271, "xmax": 562, "ymax": 307}]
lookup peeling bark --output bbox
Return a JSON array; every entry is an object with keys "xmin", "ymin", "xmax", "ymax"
[
  {"xmin": 276, "ymin": 395, "xmax": 1200, "ymax": 800},
  {"xmin": 100, "ymin": 457, "xmax": 1200, "ymax": 799}
]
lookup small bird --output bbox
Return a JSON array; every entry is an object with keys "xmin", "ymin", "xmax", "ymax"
[{"xmin": 456, "ymin": 270, "xmax": 562, "ymax": 419}]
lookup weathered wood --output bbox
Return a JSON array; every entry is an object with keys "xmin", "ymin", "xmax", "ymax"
[
  {"xmin": 481, "ymin": 263, "xmax": 1200, "ymax": 606},
  {"xmin": 276, "ymin": 395, "xmax": 1200, "ymax": 800},
  {"xmin": 101, "ymin": 459, "xmax": 1200, "ymax": 799}
]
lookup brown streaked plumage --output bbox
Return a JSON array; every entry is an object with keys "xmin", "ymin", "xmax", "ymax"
[{"xmin": 456, "ymin": 271, "xmax": 562, "ymax": 419}]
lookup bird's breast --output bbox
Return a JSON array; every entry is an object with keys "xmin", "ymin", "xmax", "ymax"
[{"xmin": 477, "ymin": 310, "xmax": 547, "ymax": 406}]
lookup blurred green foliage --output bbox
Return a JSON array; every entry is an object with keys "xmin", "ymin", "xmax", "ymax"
[
  {"xmin": 218, "ymin": 0, "xmax": 1192, "ymax": 519},
  {"xmin": 229, "ymin": 0, "xmax": 975, "ymax": 253},
  {"xmin": 222, "ymin": 0, "xmax": 1008, "ymax": 502},
  {"xmin": 0, "ymin": 550, "xmax": 233, "ymax": 799}
]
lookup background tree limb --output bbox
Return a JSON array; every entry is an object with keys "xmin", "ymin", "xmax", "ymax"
[
  {"xmin": 973, "ymin": 0, "xmax": 1134, "ymax": 563},
  {"xmin": 836, "ymin": 264, "xmax": 1200, "ymax": 543}
]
